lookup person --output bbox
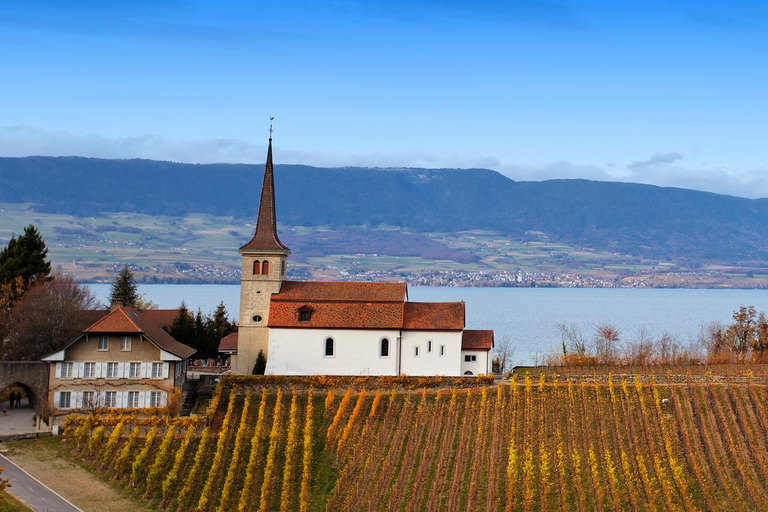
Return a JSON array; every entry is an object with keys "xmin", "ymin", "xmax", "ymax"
[
  {"xmin": 16, "ymin": 393, "xmax": 21, "ymax": 407},
  {"xmin": 8, "ymin": 391, "xmax": 16, "ymax": 408}
]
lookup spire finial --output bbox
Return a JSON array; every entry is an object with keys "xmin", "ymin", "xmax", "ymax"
[{"xmin": 269, "ymin": 116, "xmax": 274, "ymax": 140}]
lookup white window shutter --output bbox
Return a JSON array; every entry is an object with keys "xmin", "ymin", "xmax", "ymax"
[
  {"xmin": 75, "ymin": 392, "xmax": 82, "ymax": 408},
  {"xmin": 161, "ymin": 392, "xmax": 167, "ymax": 407},
  {"xmin": 78, "ymin": 362, "xmax": 85, "ymax": 378},
  {"xmin": 54, "ymin": 391, "xmax": 60, "ymax": 407},
  {"xmin": 118, "ymin": 362, "xmax": 125, "ymax": 378},
  {"xmin": 55, "ymin": 363, "xmax": 61, "ymax": 379},
  {"xmin": 144, "ymin": 362, "xmax": 151, "ymax": 378},
  {"xmin": 116, "ymin": 391, "xmax": 123, "ymax": 408},
  {"xmin": 163, "ymin": 363, "xmax": 170, "ymax": 379},
  {"xmin": 138, "ymin": 391, "xmax": 145, "ymax": 408}
]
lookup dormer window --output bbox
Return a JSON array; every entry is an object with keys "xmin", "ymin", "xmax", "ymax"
[{"xmin": 298, "ymin": 306, "xmax": 312, "ymax": 323}]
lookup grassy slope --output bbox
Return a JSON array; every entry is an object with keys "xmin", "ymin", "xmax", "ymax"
[
  {"xmin": 63, "ymin": 374, "xmax": 768, "ymax": 511},
  {"xmin": 3, "ymin": 204, "xmax": 765, "ymax": 287}
]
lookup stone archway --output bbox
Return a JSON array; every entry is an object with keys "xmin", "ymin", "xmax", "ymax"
[{"xmin": 0, "ymin": 362, "xmax": 49, "ymax": 417}]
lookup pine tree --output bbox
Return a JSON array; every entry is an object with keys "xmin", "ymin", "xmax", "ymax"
[
  {"xmin": 253, "ymin": 349, "xmax": 267, "ymax": 375},
  {"xmin": 0, "ymin": 224, "xmax": 51, "ymax": 289},
  {"xmin": 109, "ymin": 266, "xmax": 139, "ymax": 308},
  {"xmin": 208, "ymin": 301, "xmax": 236, "ymax": 357},
  {"xmin": 169, "ymin": 302, "xmax": 195, "ymax": 347}
]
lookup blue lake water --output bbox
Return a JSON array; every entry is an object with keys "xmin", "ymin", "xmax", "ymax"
[{"xmin": 87, "ymin": 284, "xmax": 768, "ymax": 366}]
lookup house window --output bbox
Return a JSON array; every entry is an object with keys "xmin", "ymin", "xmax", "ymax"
[
  {"xmin": 151, "ymin": 362, "xmax": 163, "ymax": 379},
  {"xmin": 428, "ymin": 341, "xmax": 433, "ymax": 353},
  {"xmin": 106, "ymin": 362, "xmax": 118, "ymax": 379},
  {"xmin": 253, "ymin": 260, "xmax": 260, "ymax": 275},
  {"xmin": 82, "ymin": 391, "xmax": 96, "ymax": 408},
  {"xmin": 252, "ymin": 315, "xmax": 263, "ymax": 323},
  {"xmin": 464, "ymin": 355, "xmax": 477, "ymax": 362},
  {"xmin": 129, "ymin": 362, "xmax": 141, "ymax": 379},
  {"xmin": 127, "ymin": 391, "xmax": 139, "ymax": 408},
  {"xmin": 98, "ymin": 336, "xmax": 109, "ymax": 350},
  {"xmin": 281, "ymin": 260, "xmax": 286, "ymax": 276},
  {"xmin": 120, "ymin": 336, "xmax": 132, "ymax": 351},
  {"xmin": 83, "ymin": 362, "xmax": 96, "ymax": 378},
  {"xmin": 324, "ymin": 338, "xmax": 335, "ymax": 357},
  {"xmin": 298, "ymin": 308, "xmax": 312, "ymax": 322},
  {"xmin": 440, "ymin": 345, "xmax": 446, "ymax": 357},
  {"xmin": 61, "ymin": 362, "xmax": 73, "ymax": 378},
  {"xmin": 149, "ymin": 391, "xmax": 162, "ymax": 408},
  {"xmin": 104, "ymin": 391, "xmax": 117, "ymax": 408},
  {"xmin": 414, "ymin": 346, "xmax": 420, "ymax": 357},
  {"xmin": 380, "ymin": 338, "xmax": 390, "ymax": 358},
  {"xmin": 59, "ymin": 391, "xmax": 71, "ymax": 409},
  {"xmin": 262, "ymin": 260, "xmax": 269, "ymax": 275}
]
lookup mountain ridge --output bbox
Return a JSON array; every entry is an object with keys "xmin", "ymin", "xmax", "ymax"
[{"xmin": 3, "ymin": 155, "xmax": 768, "ymax": 265}]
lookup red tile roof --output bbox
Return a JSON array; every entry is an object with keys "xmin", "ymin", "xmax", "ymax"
[
  {"xmin": 403, "ymin": 302, "xmax": 465, "ymax": 331},
  {"xmin": 83, "ymin": 306, "xmax": 196, "ymax": 359},
  {"xmin": 141, "ymin": 309, "xmax": 179, "ymax": 329},
  {"xmin": 85, "ymin": 308, "xmax": 142, "ymax": 333},
  {"xmin": 273, "ymin": 281, "xmax": 407, "ymax": 303},
  {"xmin": 269, "ymin": 301, "xmax": 405, "ymax": 329},
  {"xmin": 462, "ymin": 330, "xmax": 494, "ymax": 351},
  {"xmin": 219, "ymin": 332, "xmax": 238, "ymax": 353},
  {"xmin": 268, "ymin": 282, "xmax": 467, "ymax": 330}
]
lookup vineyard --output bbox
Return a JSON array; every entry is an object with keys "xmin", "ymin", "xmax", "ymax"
[{"xmin": 64, "ymin": 374, "xmax": 768, "ymax": 511}]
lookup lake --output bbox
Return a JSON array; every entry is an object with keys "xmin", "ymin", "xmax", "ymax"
[{"xmin": 87, "ymin": 284, "xmax": 768, "ymax": 366}]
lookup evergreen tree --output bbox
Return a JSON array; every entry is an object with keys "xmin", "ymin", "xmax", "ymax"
[
  {"xmin": 193, "ymin": 309, "xmax": 206, "ymax": 355},
  {"xmin": 109, "ymin": 266, "xmax": 139, "ymax": 308},
  {"xmin": 169, "ymin": 302, "xmax": 195, "ymax": 348},
  {"xmin": 208, "ymin": 301, "xmax": 236, "ymax": 356},
  {"xmin": 0, "ymin": 224, "xmax": 51, "ymax": 289},
  {"xmin": 253, "ymin": 349, "xmax": 266, "ymax": 375}
]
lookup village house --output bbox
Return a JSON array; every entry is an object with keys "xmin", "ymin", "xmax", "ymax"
[
  {"xmin": 42, "ymin": 305, "xmax": 195, "ymax": 416},
  {"xmin": 223, "ymin": 134, "xmax": 494, "ymax": 376}
]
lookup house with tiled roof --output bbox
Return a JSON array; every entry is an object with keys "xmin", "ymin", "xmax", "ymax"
[
  {"xmin": 42, "ymin": 305, "xmax": 195, "ymax": 415},
  {"xmin": 228, "ymin": 133, "xmax": 494, "ymax": 376}
]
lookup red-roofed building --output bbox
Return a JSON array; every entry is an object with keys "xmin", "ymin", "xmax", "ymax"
[
  {"xmin": 42, "ymin": 306, "xmax": 195, "ymax": 416},
  {"xmin": 230, "ymin": 135, "xmax": 494, "ymax": 376}
]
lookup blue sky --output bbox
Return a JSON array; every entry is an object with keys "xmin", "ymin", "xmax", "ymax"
[{"xmin": 1, "ymin": 1, "xmax": 767, "ymax": 197}]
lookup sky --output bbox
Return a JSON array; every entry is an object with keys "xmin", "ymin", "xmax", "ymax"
[{"xmin": 1, "ymin": 1, "xmax": 767, "ymax": 198}]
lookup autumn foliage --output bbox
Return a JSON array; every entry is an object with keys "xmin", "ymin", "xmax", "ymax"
[{"xmin": 64, "ymin": 373, "xmax": 768, "ymax": 511}]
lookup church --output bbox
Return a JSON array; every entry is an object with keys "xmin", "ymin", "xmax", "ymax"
[{"xmin": 225, "ymin": 134, "xmax": 494, "ymax": 377}]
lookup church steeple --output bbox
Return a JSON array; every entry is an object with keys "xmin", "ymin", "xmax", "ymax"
[{"xmin": 240, "ymin": 134, "xmax": 290, "ymax": 253}]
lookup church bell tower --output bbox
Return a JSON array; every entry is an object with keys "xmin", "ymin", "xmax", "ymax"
[{"xmin": 235, "ymin": 132, "xmax": 290, "ymax": 375}]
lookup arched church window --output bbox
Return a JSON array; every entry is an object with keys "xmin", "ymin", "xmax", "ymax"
[
  {"xmin": 380, "ymin": 338, "xmax": 390, "ymax": 358},
  {"xmin": 324, "ymin": 337, "xmax": 335, "ymax": 357},
  {"xmin": 262, "ymin": 260, "xmax": 269, "ymax": 275},
  {"xmin": 253, "ymin": 261, "xmax": 260, "ymax": 275}
]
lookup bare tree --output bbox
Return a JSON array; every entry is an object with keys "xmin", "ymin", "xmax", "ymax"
[
  {"xmin": 492, "ymin": 335, "xmax": 515, "ymax": 374},
  {"xmin": 3, "ymin": 274, "xmax": 99, "ymax": 360},
  {"xmin": 623, "ymin": 325, "xmax": 654, "ymax": 366},
  {"xmin": 593, "ymin": 323, "xmax": 620, "ymax": 364},
  {"xmin": 556, "ymin": 321, "xmax": 588, "ymax": 357}
]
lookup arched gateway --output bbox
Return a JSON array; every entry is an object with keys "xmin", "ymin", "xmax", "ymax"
[{"xmin": 0, "ymin": 361, "xmax": 49, "ymax": 416}]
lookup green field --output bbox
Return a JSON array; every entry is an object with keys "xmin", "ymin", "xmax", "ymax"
[{"xmin": 1, "ymin": 203, "xmax": 765, "ymax": 287}]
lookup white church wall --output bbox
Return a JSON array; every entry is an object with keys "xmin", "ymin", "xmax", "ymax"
[
  {"xmin": 399, "ymin": 331, "xmax": 462, "ymax": 376},
  {"xmin": 265, "ymin": 328, "xmax": 401, "ymax": 376},
  {"xmin": 460, "ymin": 349, "xmax": 491, "ymax": 375}
]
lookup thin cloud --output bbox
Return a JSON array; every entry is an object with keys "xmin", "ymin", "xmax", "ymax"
[{"xmin": 627, "ymin": 152, "xmax": 684, "ymax": 169}]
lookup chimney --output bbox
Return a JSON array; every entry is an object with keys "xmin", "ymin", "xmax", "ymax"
[{"xmin": 110, "ymin": 299, "xmax": 123, "ymax": 312}]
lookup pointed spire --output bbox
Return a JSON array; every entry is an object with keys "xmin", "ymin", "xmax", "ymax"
[{"xmin": 240, "ymin": 133, "xmax": 290, "ymax": 253}]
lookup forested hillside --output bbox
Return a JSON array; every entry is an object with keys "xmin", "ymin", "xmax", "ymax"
[{"xmin": 3, "ymin": 156, "xmax": 768, "ymax": 263}]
